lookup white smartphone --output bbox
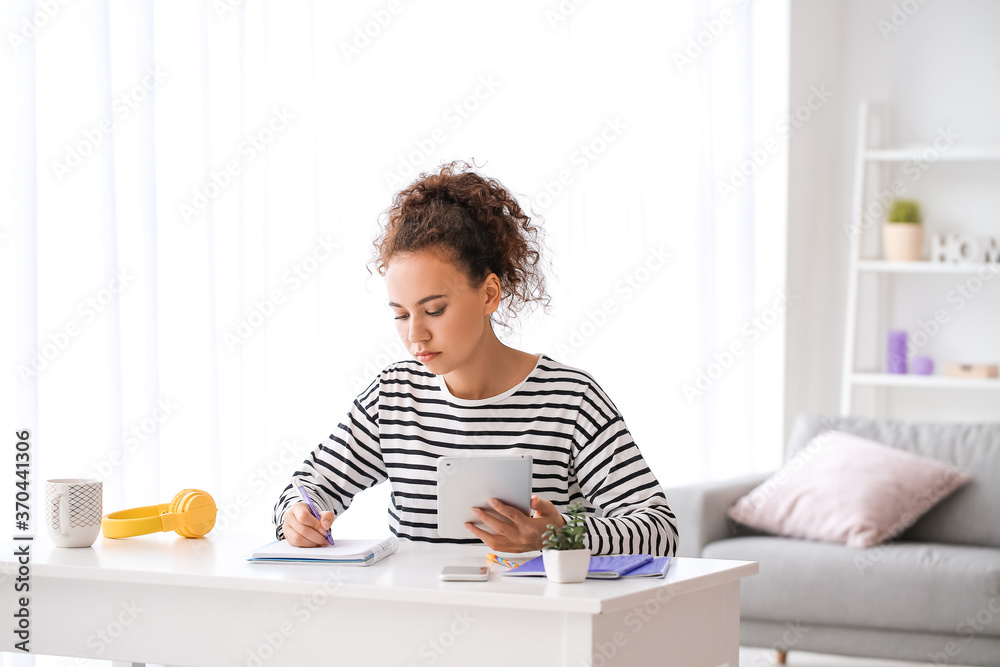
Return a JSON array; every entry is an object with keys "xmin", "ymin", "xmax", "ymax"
[{"xmin": 439, "ymin": 565, "xmax": 490, "ymax": 582}]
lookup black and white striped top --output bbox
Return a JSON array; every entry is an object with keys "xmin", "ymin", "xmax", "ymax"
[{"xmin": 272, "ymin": 354, "xmax": 678, "ymax": 556}]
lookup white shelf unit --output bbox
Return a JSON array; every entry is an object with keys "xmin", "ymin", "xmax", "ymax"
[
  {"xmin": 839, "ymin": 102, "xmax": 1000, "ymax": 415},
  {"xmin": 865, "ymin": 147, "xmax": 1000, "ymax": 162},
  {"xmin": 850, "ymin": 373, "xmax": 1000, "ymax": 391},
  {"xmin": 857, "ymin": 260, "xmax": 1000, "ymax": 274}
]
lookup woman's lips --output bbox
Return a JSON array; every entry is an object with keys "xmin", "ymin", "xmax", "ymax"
[{"xmin": 415, "ymin": 351, "xmax": 439, "ymax": 363}]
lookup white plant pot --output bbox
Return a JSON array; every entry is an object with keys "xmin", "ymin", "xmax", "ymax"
[
  {"xmin": 542, "ymin": 548, "xmax": 591, "ymax": 583},
  {"xmin": 883, "ymin": 223, "xmax": 924, "ymax": 261}
]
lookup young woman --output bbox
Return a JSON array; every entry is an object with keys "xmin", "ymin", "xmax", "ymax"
[{"xmin": 273, "ymin": 161, "xmax": 678, "ymax": 556}]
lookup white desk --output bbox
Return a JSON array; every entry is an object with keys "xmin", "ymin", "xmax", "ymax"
[{"xmin": 1, "ymin": 531, "xmax": 757, "ymax": 667}]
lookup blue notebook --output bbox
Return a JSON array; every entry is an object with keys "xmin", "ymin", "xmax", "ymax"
[{"xmin": 502, "ymin": 554, "xmax": 671, "ymax": 579}]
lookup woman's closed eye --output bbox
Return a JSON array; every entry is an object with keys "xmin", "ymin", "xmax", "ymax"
[{"xmin": 394, "ymin": 307, "xmax": 445, "ymax": 320}]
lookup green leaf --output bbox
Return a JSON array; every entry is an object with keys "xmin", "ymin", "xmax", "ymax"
[{"xmin": 544, "ymin": 500, "xmax": 590, "ymax": 550}]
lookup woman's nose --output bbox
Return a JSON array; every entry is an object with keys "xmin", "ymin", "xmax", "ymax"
[{"xmin": 408, "ymin": 320, "xmax": 429, "ymax": 343}]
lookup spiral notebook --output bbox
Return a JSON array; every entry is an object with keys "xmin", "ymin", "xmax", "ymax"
[
  {"xmin": 502, "ymin": 554, "xmax": 671, "ymax": 579},
  {"xmin": 245, "ymin": 536, "xmax": 399, "ymax": 566}
]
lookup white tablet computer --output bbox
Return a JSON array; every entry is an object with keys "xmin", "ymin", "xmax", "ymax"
[{"xmin": 436, "ymin": 455, "xmax": 533, "ymax": 539}]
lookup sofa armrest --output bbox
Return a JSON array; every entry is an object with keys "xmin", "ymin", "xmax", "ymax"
[{"xmin": 664, "ymin": 472, "xmax": 773, "ymax": 557}]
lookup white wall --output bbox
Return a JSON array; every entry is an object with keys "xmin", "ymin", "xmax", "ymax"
[
  {"xmin": 785, "ymin": 0, "xmax": 847, "ymax": 441},
  {"xmin": 786, "ymin": 0, "xmax": 1000, "ymax": 436}
]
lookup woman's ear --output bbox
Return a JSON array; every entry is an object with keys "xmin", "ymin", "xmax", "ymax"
[{"xmin": 483, "ymin": 273, "xmax": 501, "ymax": 315}]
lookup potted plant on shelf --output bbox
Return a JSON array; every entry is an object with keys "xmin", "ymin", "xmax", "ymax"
[
  {"xmin": 883, "ymin": 199, "xmax": 924, "ymax": 261},
  {"xmin": 541, "ymin": 500, "xmax": 590, "ymax": 583}
]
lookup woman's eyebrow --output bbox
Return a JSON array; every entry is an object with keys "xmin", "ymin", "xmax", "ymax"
[{"xmin": 387, "ymin": 294, "xmax": 446, "ymax": 308}]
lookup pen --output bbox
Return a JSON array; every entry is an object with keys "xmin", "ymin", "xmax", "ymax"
[
  {"xmin": 297, "ymin": 484, "xmax": 334, "ymax": 546},
  {"xmin": 487, "ymin": 553, "xmax": 519, "ymax": 569}
]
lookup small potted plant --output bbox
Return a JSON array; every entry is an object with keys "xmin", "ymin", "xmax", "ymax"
[
  {"xmin": 541, "ymin": 500, "xmax": 590, "ymax": 583},
  {"xmin": 883, "ymin": 199, "xmax": 924, "ymax": 261}
]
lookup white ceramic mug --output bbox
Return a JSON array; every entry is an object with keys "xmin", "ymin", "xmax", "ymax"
[{"xmin": 45, "ymin": 478, "xmax": 102, "ymax": 548}]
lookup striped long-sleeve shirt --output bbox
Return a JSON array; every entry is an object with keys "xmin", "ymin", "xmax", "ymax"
[{"xmin": 272, "ymin": 353, "xmax": 678, "ymax": 556}]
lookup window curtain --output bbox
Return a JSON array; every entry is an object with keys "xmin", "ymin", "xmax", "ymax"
[{"xmin": 2, "ymin": 0, "xmax": 788, "ymax": 572}]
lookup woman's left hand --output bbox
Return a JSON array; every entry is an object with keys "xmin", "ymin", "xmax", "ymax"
[{"xmin": 465, "ymin": 495, "xmax": 567, "ymax": 552}]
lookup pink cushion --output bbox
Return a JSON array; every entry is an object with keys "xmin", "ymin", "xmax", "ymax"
[{"xmin": 727, "ymin": 430, "xmax": 971, "ymax": 548}]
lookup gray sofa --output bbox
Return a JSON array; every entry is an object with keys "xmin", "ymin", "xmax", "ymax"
[{"xmin": 667, "ymin": 413, "xmax": 1000, "ymax": 666}]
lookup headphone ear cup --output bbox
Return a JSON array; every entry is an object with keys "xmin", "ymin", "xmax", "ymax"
[
  {"xmin": 169, "ymin": 489, "xmax": 191, "ymax": 514},
  {"xmin": 169, "ymin": 489, "xmax": 217, "ymax": 538}
]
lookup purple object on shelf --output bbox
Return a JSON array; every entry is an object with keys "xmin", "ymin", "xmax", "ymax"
[
  {"xmin": 887, "ymin": 330, "xmax": 908, "ymax": 374},
  {"xmin": 912, "ymin": 356, "xmax": 934, "ymax": 375}
]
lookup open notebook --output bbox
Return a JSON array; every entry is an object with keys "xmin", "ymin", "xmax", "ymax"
[
  {"xmin": 503, "ymin": 554, "xmax": 671, "ymax": 579},
  {"xmin": 245, "ymin": 536, "xmax": 399, "ymax": 566}
]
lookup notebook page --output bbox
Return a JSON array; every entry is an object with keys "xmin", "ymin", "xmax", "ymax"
[{"xmin": 251, "ymin": 538, "xmax": 392, "ymax": 560}]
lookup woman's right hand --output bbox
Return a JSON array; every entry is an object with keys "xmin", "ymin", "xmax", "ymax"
[{"xmin": 282, "ymin": 502, "xmax": 336, "ymax": 547}]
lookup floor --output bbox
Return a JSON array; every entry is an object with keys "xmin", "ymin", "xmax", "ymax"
[
  {"xmin": 739, "ymin": 647, "xmax": 977, "ymax": 666},
  {"xmin": 2, "ymin": 649, "xmax": 979, "ymax": 666}
]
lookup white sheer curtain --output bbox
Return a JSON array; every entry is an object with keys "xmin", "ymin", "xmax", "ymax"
[{"xmin": 2, "ymin": 0, "xmax": 788, "ymax": 560}]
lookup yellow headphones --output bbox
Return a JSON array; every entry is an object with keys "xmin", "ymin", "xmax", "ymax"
[{"xmin": 102, "ymin": 488, "xmax": 217, "ymax": 539}]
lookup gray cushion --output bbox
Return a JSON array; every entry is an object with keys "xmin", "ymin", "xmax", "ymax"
[
  {"xmin": 703, "ymin": 536, "xmax": 1000, "ymax": 638},
  {"xmin": 786, "ymin": 414, "xmax": 1000, "ymax": 548}
]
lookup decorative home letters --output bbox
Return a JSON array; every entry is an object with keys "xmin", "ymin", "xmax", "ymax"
[{"xmin": 931, "ymin": 234, "xmax": 1000, "ymax": 264}]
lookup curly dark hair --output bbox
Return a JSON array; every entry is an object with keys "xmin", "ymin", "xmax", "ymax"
[{"xmin": 370, "ymin": 159, "xmax": 551, "ymax": 327}]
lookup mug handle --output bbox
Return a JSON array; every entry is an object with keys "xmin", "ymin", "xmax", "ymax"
[{"xmin": 58, "ymin": 488, "xmax": 70, "ymax": 536}]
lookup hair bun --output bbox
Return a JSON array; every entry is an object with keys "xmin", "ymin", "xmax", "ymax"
[{"xmin": 372, "ymin": 160, "xmax": 551, "ymax": 327}]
